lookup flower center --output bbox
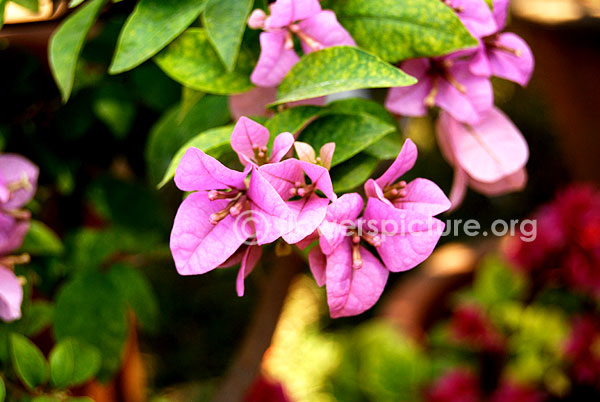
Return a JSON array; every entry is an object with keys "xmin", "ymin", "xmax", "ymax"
[
  {"xmin": 7, "ymin": 174, "xmax": 32, "ymax": 193},
  {"xmin": 484, "ymin": 35, "xmax": 523, "ymax": 57},
  {"xmin": 424, "ymin": 59, "xmax": 467, "ymax": 107},
  {"xmin": 288, "ymin": 181, "xmax": 315, "ymax": 198},
  {"xmin": 349, "ymin": 229, "xmax": 383, "ymax": 269},
  {"xmin": 208, "ymin": 190, "xmax": 248, "ymax": 224},
  {"xmin": 252, "ymin": 144, "xmax": 269, "ymax": 165},
  {"xmin": 383, "ymin": 180, "xmax": 408, "ymax": 201},
  {"xmin": 289, "ymin": 24, "xmax": 323, "ymax": 52}
]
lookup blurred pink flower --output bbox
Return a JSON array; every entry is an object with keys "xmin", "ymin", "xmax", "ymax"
[
  {"xmin": 436, "ymin": 107, "xmax": 529, "ymax": 209},
  {"xmin": 230, "ymin": 117, "xmax": 294, "ymax": 167},
  {"xmin": 451, "ymin": 304, "xmax": 505, "ymax": 352},
  {"xmin": 248, "ymin": 0, "xmax": 355, "ymax": 87},
  {"xmin": 564, "ymin": 316, "xmax": 600, "ymax": 386},
  {"xmin": 386, "ymin": 57, "xmax": 493, "ymax": 125},
  {"xmin": 490, "ymin": 381, "xmax": 546, "ymax": 402},
  {"xmin": 0, "ymin": 266, "xmax": 23, "ymax": 322},
  {"xmin": 444, "ymin": 0, "xmax": 497, "ymax": 38},
  {"xmin": 427, "ymin": 369, "xmax": 481, "ymax": 402}
]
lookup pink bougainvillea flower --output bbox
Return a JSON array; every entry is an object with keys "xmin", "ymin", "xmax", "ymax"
[
  {"xmin": 260, "ymin": 158, "xmax": 336, "ymax": 244},
  {"xmin": 467, "ymin": 0, "xmax": 534, "ymax": 86},
  {"xmin": 308, "ymin": 193, "xmax": 389, "ymax": 318},
  {"xmin": 0, "ymin": 266, "xmax": 23, "ymax": 322},
  {"xmin": 443, "ymin": 0, "xmax": 497, "ymax": 38},
  {"xmin": 228, "ymin": 86, "xmax": 325, "ymax": 120},
  {"xmin": 386, "ymin": 57, "xmax": 493, "ymax": 125},
  {"xmin": 426, "ymin": 369, "xmax": 481, "ymax": 402},
  {"xmin": 170, "ymin": 147, "xmax": 294, "ymax": 276},
  {"xmin": 436, "ymin": 107, "xmax": 529, "ymax": 208},
  {"xmin": 219, "ymin": 244, "xmax": 263, "ymax": 297},
  {"xmin": 294, "ymin": 141, "xmax": 335, "ymax": 170},
  {"xmin": 248, "ymin": 0, "xmax": 355, "ymax": 87},
  {"xmin": 0, "ymin": 213, "xmax": 30, "ymax": 256},
  {"xmin": 0, "ymin": 154, "xmax": 39, "ymax": 211},
  {"xmin": 364, "ymin": 139, "xmax": 451, "ymax": 216},
  {"xmin": 230, "ymin": 117, "xmax": 295, "ymax": 167}
]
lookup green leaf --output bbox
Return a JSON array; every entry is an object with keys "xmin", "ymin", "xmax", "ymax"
[
  {"xmin": 109, "ymin": 0, "xmax": 207, "ymax": 74},
  {"xmin": 0, "ymin": 0, "xmax": 8, "ymax": 30},
  {"xmin": 298, "ymin": 113, "xmax": 395, "ymax": 166},
  {"xmin": 328, "ymin": 0, "xmax": 478, "ymax": 62},
  {"xmin": 107, "ymin": 264, "xmax": 159, "ymax": 332},
  {"xmin": 364, "ymin": 134, "xmax": 404, "ymax": 160},
  {"xmin": 92, "ymin": 95, "xmax": 136, "ymax": 139},
  {"xmin": 0, "ymin": 377, "xmax": 5, "ymax": 402},
  {"xmin": 53, "ymin": 272, "xmax": 129, "ymax": 381},
  {"xmin": 20, "ymin": 220, "xmax": 64, "ymax": 256},
  {"xmin": 472, "ymin": 255, "xmax": 525, "ymax": 308},
  {"xmin": 49, "ymin": 0, "xmax": 106, "ymax": 102},
  {"xmin": 10, "ymin": 333, "xmax": 49, "ymax": 389},
  {"xmin": 69, "ymin": 0, "xmax": 86, "ymax": 7},
  {"xmin": 271, "ymin": 46, "xmax": 416, "ymax": 106},
  {"xmin": 202, "ymin": 0, "xmax": 253, "ymax": 71},
  {"xmin": 326, "ymin": 97, "xmax": 397, "ymax": 126},
  {"xmin": 50, "ymin": 338, "xmax": 101, "ymax": 388},
  {"xmin": 265, "ymin": 106, "xmax": 322, "ymax": 136},
  {"xmin": 157, "ymin": 125, "xmax": 234, "ymax": 188},
  {"xmin": 331, "ymin": 153, "xmax": 378, "ymax": 193},
  {"xmin": 154, "ymin": 28, "xmax": 255, "ymax": 94},
  {"xmin": 146, "ymin": 95, "xmax": 231, "ymax": 186},
  {"xmin": 11, "ymin": 0, "xmax": 38, "ymax": 12},
  {"xmin": 15, "ymin": 301, "xmax": 54, "ymax": 338}
]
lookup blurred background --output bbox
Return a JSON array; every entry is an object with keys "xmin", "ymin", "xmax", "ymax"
[{"xmin": 1, "ymin": 0, "xmax": 600, "ymax": 401}]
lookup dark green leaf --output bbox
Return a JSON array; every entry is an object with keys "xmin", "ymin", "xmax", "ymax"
[
  {"xmin": 265, "ymin": 106, "xmax": 322, "ymax": 137},
  {"xmin": 107, "ymin": 264, "xmax": 159, "ymax": 332},
  {"xmin": 0, "ymin": 377, "xmax": 5, "ymax": 402},
  {"xmin": 92, "ymin": 96, "xmax": 136, "ymax": 139},
  {"xmin": 157, "ymin": 125, "xmax": 234, "ymax": 188},
  {"xmin": 326, "ymin": 97, "xmax": 397, "ymax": 126},
  {"xmin": 272, "ymin": 46, "xmax": 416, "ymax": 106},
  {"xmin": 203, "ymin": 0, "xmax": 253, "ymax": 71},
  {"xmin": 53, "ymin": 272, "xmax": 129, "ymax": 381},
  {"xmin": 0, "ymin": 0, "xmax": 8, "ymax": 30},
  {"xmin": 49, "ymin": 0, "xmax": 106, "ymax": 102},
  {"xmin": 15, "ymin": 301, "xmax": 54, "ymax": 338},
  {"xmin": 69, "ymin": 0, "xmax": 86, "ymax": 7},
  {"xmin": 109, "ymin": 0, "xmax": 207, "ymax": 74},
  {"xmin": 10, "ymin": 333, "xmax": 49, "ymax": 389},
  {"xmin": 328, "ymin": 0, "xmax": 478, "ymax": 62},
  {"xmin": 20, "ymin": 220, "xmax": 64, "ymax": 256},
  {"xmin": 50, "ymin": 338, "xmax": 101, "ymax": 388},
  {"xmin": 146, "ymin": 94, "xmax": 231, "ymax": 186},
  {"xmin": 364, "ymin": 133, "xmax": 404, "ymax": 160},
  {"xmin": 330, "ymin": 153, "xmax": 378, "ymax": 193},
  {"xmin": 11, "ymin": 0, "xmax": 38, "ymax": 12},
  {"xmin": 299, "ymin": 113, "xmax": 395, "ymax": 166},
  {"xmin": 154, "ymin": 28, "xmax": 255, "ymax": 94}
]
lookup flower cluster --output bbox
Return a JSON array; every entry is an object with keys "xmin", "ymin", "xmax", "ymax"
[
  {"xmin": 0, "ymin": 153, "xmax": 38, "ymax": 322},
  {"xmin": 170, "ymin": 117, "xmax": 450, "ymax": 318},
  {"xmin": 386, "ymin": 0, "xmax": 533, "ymax": 208}
]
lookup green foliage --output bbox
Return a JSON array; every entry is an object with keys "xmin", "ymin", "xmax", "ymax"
[
  {"xmin": 53, "ymin": 272, "xmax": 129, "ymax": 380},
  {"xmin": 14, "ymin": 301, "xmax": 54, "ymax": 338},
  {"xmin": 107, "ymin": 264, "xmax": 160, "ymax": 332},
  {"xmin": 157, "ymin": 125, "xmax": 234, "ymax": 188},
  {"xmin": 203, "ymin": 0, "xmax": 254, "ymax": 71},
  {"xmin": 299, "ymin": 113, "xmax": 395, "ymax": 167},
  {"xmin": 470, "ymin": 255, "xmax": 526, "ymax": 309},
  {"xmin": 49, "ymin": 0, "xmax": 106, "ymax": 102},
  {"xmin": 272, "ymin": 46, "xmax": 417, "ymax": 106},
  {"xmin": 11, "ymin": 0, "xmax": 38, "ymax": 12},
  {"xmin": 154, "ymin": 28, "xmax": 255, "ymax": 94},
  {"xmin": 147, "ymin": 94, "xmax": 231, "ymax": 186},
  {"xmin": 49, "ymin": 338, "xmax": 101, "ymax": 388},
  {"xmin": 20, "ymin": 221, "xmax": 64, "ymax": 256},
  {"xmin": 327, "ymin": 0, "xmax": 478, "ymax": 62},
  {"xmin": 109, "ymin": 0, "xmax": 208, "ymax": 74},
  {"xmin": 0, "ymin": 0, "xmax": 8, "ymax": 30},
  {"xmin": 330, "ymin": 153, "xmax": 379, "ymax": 193},
  {"xmin": 10, "ymin": 333, "xmax": 49, "ymax": 389},
  {"xmin": 0, "ymin": 377, "xmax": 4, "ymax": 402},
  {"xmin": 264, "ymin": 106, "xmax": 322, "ymax": 137}
]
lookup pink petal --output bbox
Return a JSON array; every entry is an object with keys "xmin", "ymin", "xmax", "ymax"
[
  {"xmin": 231, "ymin": 117, "xmax": 271, "ymax": 166},
  {"xmin": 259, "ymin": 159, "xmax": 304, "ymax": 199},
  {"xmin": 449, "ymin": 167, "xmax": 469, "ymax": 211},
  {"xmin": 325, "ymin": 239, "xmax": 389, "ymax": 318},
  {"xmin": 296, "ymin": 10, "xmax": 356, "ymax": 54},
  {"xmin": 294, "ymin": 142, "xmax": 317, "ymax": 164},
  {"xmin": 0, "ymin": 154, "xmax": 39, "ymax": 210},
  {"xmin": 451, "ymin": 0, "xmax": 498, "ymax": 38},
  {"xmin": 469, "ymin": 167, "xmax": 527, "ymax": 196},
  {"xmin": 170, "ymin": 192, "xmax": 248, "ymax": 275},
  {"xmin": 325, "ymin": 192, "xmax": 363, "ymax": 222},
  {"xmin": 0, "ymin": 266, "xmax": 23, "ymax": 322},
  {"xmin": 248, "ymin": 9, "xmax": 267, "ymax": 29},
  {"xmin": 374, "ymin": 138, "xmax": 418, "ymax": 188},
  {"xmin": 236, "ymin": 245, "xmax": 263, "ymax": 297},
  {"xmin": 437, "ymin": 60, "xmax": 493, "ymax": 124},
  {"xmin": 492, "ymin": 0, "xmax": 509, "ymax": 30},
  {"xmin": 488, "ymin": 33, "xmax": 534, "ymax": 87},
  {"xmin": 363, "ymin": 198, "xmax": 445, "ymax": 272},
  {"xmin": 229, "ymin": 86, "xmax": 277, "ymax": 120},
  {"xmin": 385, "ymin": 59, "xmax": 433, "ymax": 117},
  {"xmin": 283, "ymin": 195, "xmax": 329, "ymax": 244},
  {"xmin": 270, "ymin": 132, "xmax": 295, "ymax": 163},
  {"xmin": 296, "ymin": 230, "xmax": 319, "ymax": 249},
  {"xmin": 298, "ymin": 160, "xmax": 336, "ymax": 201},
  {"xmin": 0, "ymin": 213, "xmax": 30, "ymax": 255},
  {"xmin": 251, "ymin": 31, "xmax": 300, "ymax": 88},
  {"xmin": 393, "ymin": 178, "xmax": 451, "ymax": 216},
  {"xmin": 308, "ymin": 245, "xmax": 326, "ymax": 287},
  {"xmin": 439, "ymin": 108, "xmax": 529, "ymax": 183},
  {"xmin": 247, "ymin": 168, "xmax": 295, "ymax": 244},
  {"xmin": 174, "ymin": 147, "xmax": 247, "ymax": 192},
  {"xmin": 364, "ymin": 179, "xmax": 394, "ymax": 208},
  {"xmin": 266, "ymin": 0, "xmax": 322, "ymax": 29},
  {"xmin": 469, "ymin": 46, "xmax": 492, "ymax": 77},
  {"xmin": 319, "ymin": 143, "xmax": 335, "ymax": 170}
]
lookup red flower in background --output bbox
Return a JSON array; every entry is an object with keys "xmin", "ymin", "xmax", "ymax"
[
  {"xmin": 564, "ymin": 316, "xmax": 600, "ymax": 386},
  {"xmin": 450, "ymin": 305, "xmax": 505, "ymax": 353},
  {"xmin": 427, "ymin": 369, "xmax": 481, "ymax": 402},
  {"xmin": 244, "ymin": 375, "xmax": 292, "ymax": 402},
  {"xmin": 506, "ymin": 184, "xmax": 600, "ymax": 296},
  {"xmin": 490, "ymin": 381, "xmax": 545, "ymax": 402}
]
